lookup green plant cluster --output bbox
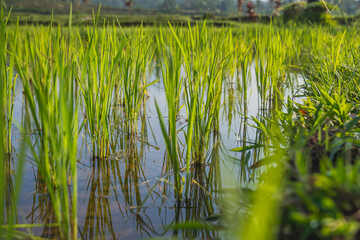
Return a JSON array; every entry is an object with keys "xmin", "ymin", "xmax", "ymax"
[
  {"xmin": 241, "ymin": 29, "xmax": 360, "ymax": 239},
  {"xmin": 282, "ymin": 1, "xmax": 336, "ymax": 24}
]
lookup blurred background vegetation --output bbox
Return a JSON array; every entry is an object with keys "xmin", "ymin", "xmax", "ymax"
[
  {"xmin": 4, "ymin": 0, "xmax": 360, "ymax": 25},
  {"xmin": 7, "ymin": 0, "xmax": 360, "ymax": 14}
]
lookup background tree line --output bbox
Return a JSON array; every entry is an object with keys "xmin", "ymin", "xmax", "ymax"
[{"xmin": 8, "ymin": 0, "xmax": 360, "ymax": 15}]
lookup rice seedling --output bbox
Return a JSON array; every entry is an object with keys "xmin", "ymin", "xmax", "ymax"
[
  {"xmin": 0, "ymin": 7, "xmax": 8, "ymax": 231},
  {"xmin": 0, "ymin": 6, "xmax": 42, "ymax": 239},
  {"xmin": 77, "ymin": 10, "xmax": 122, "ymax": 158},
  {"xmin": 0, "ymin": 5, "xmax": 18, "ymax": 155},
  {"xmin": 154, "ymin": 28, "xmax": 184, "ymax": 199},
  {"xmin": 14, "ymin": 7, "xmax": 79, "ymax": 239},
  {"xmin": 120, "ymin": 27, "xmax": 158, "ymax": 135}
]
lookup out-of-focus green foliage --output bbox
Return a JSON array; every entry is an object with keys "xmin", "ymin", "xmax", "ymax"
[
  {"xmin": 282, "ymin": 1, "xmax": 338, "ymax": 24},
  {"xmin": 282, "ymin": 1, "xmax": 307, "ymax": 22}
]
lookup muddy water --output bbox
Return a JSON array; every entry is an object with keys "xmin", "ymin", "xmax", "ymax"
[{"xmin": 8, "ymin": 66, "xmax": 302, "ymax": 239}]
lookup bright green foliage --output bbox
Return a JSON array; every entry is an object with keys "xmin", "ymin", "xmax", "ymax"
[
  {"xmin": 0, "ymin": 4, "xmax": 6, "ymax": 235},
  {"xmin": 0, "ymin": 7, "xmax": 17, "ymax": 155},
  {"xmin": 154, "ymin": 25, "xmax": 185, "ymax": 198},
  {"xmin": 246, "ymin": 28, "xmax": 360, "ymax": 240},
  {"xmin": 14, "ymin": 8, "xmax": 79, "ymax": 240},
  {"xmin": 77, "ymin": 11, "xmax": 123, "ymax": 158}
]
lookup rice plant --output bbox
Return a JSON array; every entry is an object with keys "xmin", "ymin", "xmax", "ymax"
[
  {"xmin": 0, "ymin": 6, "xmax": 18, "ymax": 155},
  {"xmin": 120, "ymin": 27, "xmax": 157, "ymax": 135},
  {"xmin": 15, "ymin": 8, "xmax": 79, "ymax": 239},
  {"xmin": 154, "ymin": 27, "xmax": 184, "ymax": 199},
  {"xmin": 77, "ymin": 11, "xmax": 122, "ymax": 158}
]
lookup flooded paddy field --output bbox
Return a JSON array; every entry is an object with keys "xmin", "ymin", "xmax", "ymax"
[
  {"xmin": 1, "ymin": 9, "xmax": 360, "ymax": 240},
  {"xmin": 11, "ymin": 60, "xmax": 301, "ymax": 239}
]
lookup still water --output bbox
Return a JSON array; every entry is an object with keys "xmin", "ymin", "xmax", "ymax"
[{"xmin": 7, "ymin": 65, "xmax": 302, "ymax": 239}]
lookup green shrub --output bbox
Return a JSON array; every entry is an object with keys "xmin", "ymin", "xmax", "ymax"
[
  {"xmin": 282, "ymin": 1, "xmax": 336, "ymax": 24},
  {"xmin": 282, "ymin": 1, "xmax": 307, "ymax": 22},
  {"xmin": 299, "ymin": 2, "xmax": 334, "ymax": 24}
]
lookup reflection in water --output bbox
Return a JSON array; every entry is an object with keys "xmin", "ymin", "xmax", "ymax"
[
  {"xmin": 26, "ymin": 172, "xmax": 59, "ymax": 238},
  {"xmin": 78, "ymin": 114, "xmax": 223, "ymax": 239},
  {"xmin": 81, "ymin": 158, "xmax": 117, "ymax": 239},
  {"xmin": 181, "ymin": 138, "xmax": 221, "ymax": 239},
  {"xmin": 80, "ymin": 103, "xmax": 148, "ymax": 239},
  {"xmin": 3, "ymin": 154, "xmax": 16, "ymax": 225}
]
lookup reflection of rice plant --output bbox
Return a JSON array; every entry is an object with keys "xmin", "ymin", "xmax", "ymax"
[
  {"xmin": 26, "ymin": 171, "xmax": 60, "ymax": 238},
  {"xmin": 82, "ymin": 134, "xmax": 146, "ymax": 239}
]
